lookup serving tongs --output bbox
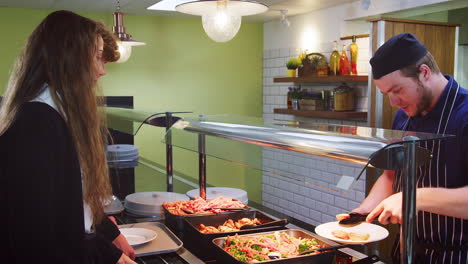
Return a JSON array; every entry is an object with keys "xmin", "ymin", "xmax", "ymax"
[
  {"xmin": 338, "ymin": 212, "xmax": 369, "ymax": 227},
  {"xmin": 181, "ymin": 208, "xmax": 212, "ymax": 215},
  {"xmin": 240, "ymin": 219, "xmax": 288, "ymax": 230},
  {"xmin": 269, "ymin": 244, "xmax": 356, "ymax": 259},
  {"xmin": 298, "ymin": 243, "xmax": 354, "ymax": 256}
]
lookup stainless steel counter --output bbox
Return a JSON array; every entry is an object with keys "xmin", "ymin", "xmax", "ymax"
[{"xmin": 113, "ymin": 205, "xmax": 385, "ymax": 264}]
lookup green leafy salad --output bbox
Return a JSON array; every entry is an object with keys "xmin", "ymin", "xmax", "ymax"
[{"xmin": 223, "ymin": 231, "xmax": 323, "ymax": 262}]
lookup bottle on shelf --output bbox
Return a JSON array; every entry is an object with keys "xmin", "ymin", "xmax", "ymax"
[
  {"xmin": 329, "ymin": 41, "xmax": 340, "ymax": 76},
  {"xmin": 329, "ymin": 91, "xmax": 335, "ymax": 111},
  {"xmin": 350, "ymin": 35, "xmax": 358, "ymax": 75},
  {"xmin": 339, "ymin": 44, "xmax": 350, "ymax": 76},
  {"xmin": 322, "ymin": 90, "xmax": 330, "ymax": 110}
]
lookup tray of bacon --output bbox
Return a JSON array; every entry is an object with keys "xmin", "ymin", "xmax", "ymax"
[
  {"xmin": 162, "ymin": 196, "xmax": 249, "ymax": 234},
  {"xmin": 182, "ymin": 210, "xmax": 287, "ymax": 260},
  {"xmin": 212, "ymin": 229, "xmax": 335, "ymax": 264}
]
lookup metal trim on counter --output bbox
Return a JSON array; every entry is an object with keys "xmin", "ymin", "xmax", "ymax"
[{"xmin": 176, "ymin": 247, "xmax": 205, "ymax": 264}]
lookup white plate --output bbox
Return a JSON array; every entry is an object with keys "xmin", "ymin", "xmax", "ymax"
[
  {"xmin": 120, "ymin": 227, "xmax": 157, "ymax": 246},
  {"xmin": 315, "ymin": 221, "xmax": 389, "ymax": 244}
]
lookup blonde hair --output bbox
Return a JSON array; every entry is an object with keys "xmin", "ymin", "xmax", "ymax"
[{"xmin": 0, "ymin": 10, "xmax": 119, "ymax": 225}]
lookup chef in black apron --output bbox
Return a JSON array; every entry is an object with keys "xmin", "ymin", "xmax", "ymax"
[{"xmin": 354, "ymin": 33, "xmax": 468, "ymax": 263}]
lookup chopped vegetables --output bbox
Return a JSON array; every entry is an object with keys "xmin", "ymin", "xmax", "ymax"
[
  {"xmin": 298, "ymin": 238, "xmax": 319, "ymax": 252},
  {"xmin": 223, "ymin": 231, "xmax": 323, "ymax": 262}
]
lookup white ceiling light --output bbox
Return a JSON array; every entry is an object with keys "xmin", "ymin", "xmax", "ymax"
[
  {"xmin": 280, "ymin": 9, "xmax": 290, "ymax": 27},
  {"xmin": 113, "ymin": 1, "xmax": 145, "ymax": 63},
  {"xmin": 175, "ymin": 0, "xmax": 268, "ymax": 43},
  {"xmin": 147, "ymin": 0, "xmax": 193, "ymax": 11}
]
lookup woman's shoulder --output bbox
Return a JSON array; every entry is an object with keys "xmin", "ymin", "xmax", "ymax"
[
  {"xmin": 19, "ymin": 101, "xmax": 61, "ymax": 117},
  {"xmin": 3, "ymin": 102, "xmax": 67, "ymax": 139},
  {"xmin": 18, "ymin": 102, "xmax": 64, "ymax": 125}
]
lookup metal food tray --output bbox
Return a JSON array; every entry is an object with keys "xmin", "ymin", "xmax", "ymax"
[
  {"xmin": 212, "ymin": 229, "xmax": 335, "ymax": 264},
  {"xmin": 183, "ymin": 210, "xmax": 288, "ymax": 260},
  {"xmin": 162, "ymin": 203, "xmax": 249, "ymax": 234},
  {"xmin": 119, "ymin": 222, "xmax": 183, "ymax": 257}
]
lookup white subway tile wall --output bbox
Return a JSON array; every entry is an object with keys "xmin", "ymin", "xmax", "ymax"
[{"xmin": 262, "ymin": 38, "xmax": 370, "ymax": 226}]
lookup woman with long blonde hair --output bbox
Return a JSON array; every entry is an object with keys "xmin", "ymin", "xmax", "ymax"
[{"xmin": 0, "ymin": 10, "xmax": 135, "ymax": 263}]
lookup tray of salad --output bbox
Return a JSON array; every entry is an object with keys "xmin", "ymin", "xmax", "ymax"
[
  {"xmin": 182, "ymin": 210, "xmax": 287, "ymax": 260},
  {"xmin": 212, "ymin": 229, "xmax": 335, "ymax": 264}
]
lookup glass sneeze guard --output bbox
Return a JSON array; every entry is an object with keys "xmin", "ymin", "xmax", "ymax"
[
  {"xmin": 104, "ymin": 106, "xmax": 192, "ymax": 192},
  {"xmin": 165, "ymin": 114, "xmax": 453, "ymax": 192},
  {"xmin": 104, "ymin": 106, "xmax": 192, "ymax": 136}
]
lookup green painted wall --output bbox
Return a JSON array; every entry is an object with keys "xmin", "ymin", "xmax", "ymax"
[
  {"xmin": 449, "ymin": 7, "xmax": 468, "ymax": 44},
  {"xmin": 0, "ymin": 7, "xmax": 264, "ymax": 203}
]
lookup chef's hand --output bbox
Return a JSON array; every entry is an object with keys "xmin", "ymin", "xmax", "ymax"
[
  {"xmin": 366, "ymin": 192, "xmax": 402, "ymax": 225},
  {"xmin": 117, "ymin": 253, "xmax": 137, "ymax": 264},
  {"xmin": 113, "ymin": 233, "xmax": 136, "ymax": 260}
]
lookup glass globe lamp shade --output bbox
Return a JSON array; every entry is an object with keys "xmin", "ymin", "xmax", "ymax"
[
  {"xmin": 176, "ymin": 0, "xmax": 268, "ymax": 43},
  {"xmin": 202, "ymin": 10, "xmax": 241, "ymax": 42}
]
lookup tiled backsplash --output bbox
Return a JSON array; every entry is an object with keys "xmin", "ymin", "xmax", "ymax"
[
  {"xmin": 261, "ymin": 38, "xmax": 370, "ymax": 226},
  {"xmin": 261, "ymin": 149, "xmax": 367, "ymax": 226}
]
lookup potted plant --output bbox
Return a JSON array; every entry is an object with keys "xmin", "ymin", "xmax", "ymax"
[
  {"xmin": 297, "ymin": 49, "xmax": 308, "ymax": 67},
  {"xmin": 288, "ymin": 86, "xmax": 302, "ymax": 110},
  {"xmin": 286, "ymin": 57, "xmax": 299, "ymax": 77}
]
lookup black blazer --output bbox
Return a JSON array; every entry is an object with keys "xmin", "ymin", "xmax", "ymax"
[{"xmin": 0, "ymin": 102, "xmax": 121, "ymax": 263}]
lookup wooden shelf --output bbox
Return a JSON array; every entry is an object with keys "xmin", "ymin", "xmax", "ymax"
[
  {"xmin": 340, "ymin": 34, "xmax": 369, "ymax": 40},
  {"xmin": 273, "ymin": 75, "xmax": 368, "ymax": 83},
  {"xmin": 274, "ymin": 108, "xmax": 367, "ymax": 120}
]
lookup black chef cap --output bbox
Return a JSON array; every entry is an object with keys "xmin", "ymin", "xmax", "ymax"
[{"xmin": 370, "ymin": 33, "xmax": 427, "ymax": 79}]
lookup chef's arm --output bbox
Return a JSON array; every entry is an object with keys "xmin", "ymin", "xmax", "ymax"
[
  {"xmin": 352, "ymin": 170, "xmax": 395, "ymax": 213},
  {"xmin": 417, "ymin": 185, "xmax": 468, "ymax": 219}
]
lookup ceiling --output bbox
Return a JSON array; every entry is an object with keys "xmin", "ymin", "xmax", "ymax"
[{"xmin": 0, "ymin": 0, "xmax": 359, "ymax": 22}]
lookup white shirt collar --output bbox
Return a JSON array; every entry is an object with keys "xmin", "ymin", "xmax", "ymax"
[{"xmin": 30, "ymin": 83, "xmax": 60, "ymax": 112}]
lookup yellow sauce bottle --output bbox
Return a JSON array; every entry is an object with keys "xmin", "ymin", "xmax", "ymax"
[
  {"xmin": 329, "ymin": 41, "xmax": 340, "ymax": 75},
  {"xmin": 350, "ymin": 35, "xmax": 358, "ymax": 75}
]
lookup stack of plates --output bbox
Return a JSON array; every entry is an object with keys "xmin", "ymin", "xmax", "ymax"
[
  {"xmin": 107, "ymin": 144, "xmax": 139, "ymax": 169},
  {"xmin": 104, "ymin": 195, "xmax": 125, "ymax": 215},
  {"xmin": 124, "ymin": 192, "xmax": 189, "ymax": 217},
  {"xmin": 186, "ymin": 187, "xmax": 248, "ymax": 205}
]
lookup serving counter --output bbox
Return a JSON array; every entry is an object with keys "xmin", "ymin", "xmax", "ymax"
[
  {"xmin": 105, "ymin": 108, "xmax": 453, "ymax": 264},
  {"xmin": 111, "ymin": 203, "xmax": 382, "ymax": 264}
]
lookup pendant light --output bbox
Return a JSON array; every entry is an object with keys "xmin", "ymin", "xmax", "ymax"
[
  {"xmin": 176, "ymin": 0, "xmax": 268, "ymax": 43},
  {"xmin": 113, "ymin": 0, "xmax": 145, "ymax": 63}
]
